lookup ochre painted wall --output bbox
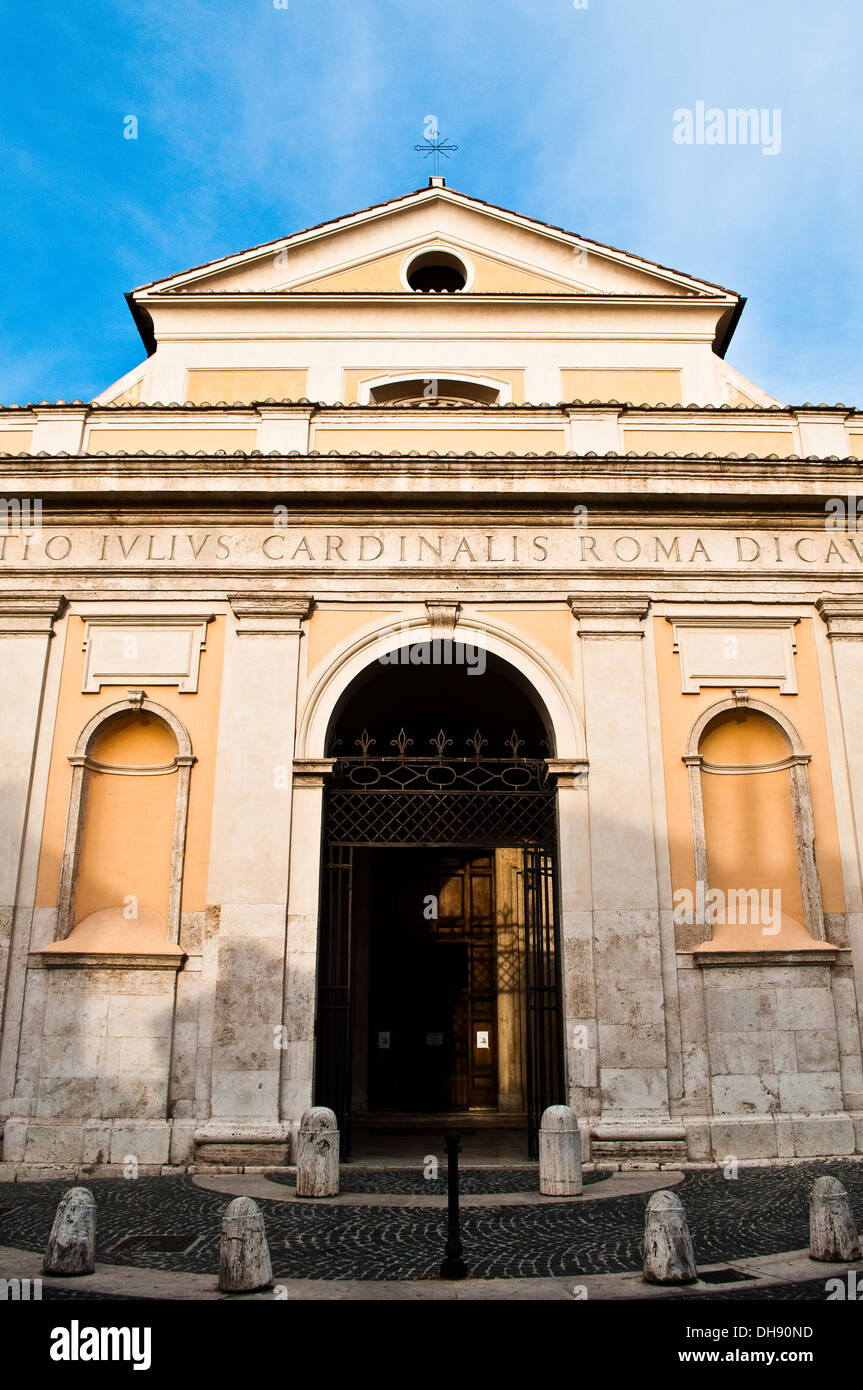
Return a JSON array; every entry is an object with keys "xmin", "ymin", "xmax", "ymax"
[
  {"xmin": 698, "ymin": 712, "xmax": 809, "ymax": 948},
  {"xmin": 35, "ymin": 616, "xmax": 225, "ymax": 915},
  {"xmin": 624, "ymin": 429, "xmax": 795, "ymax": 456},
  {"xmin": 85, "ymin": 430, "xmax": 257, "ymax": 453},
  {"xmin": 299, "ymin": 248, "xmax": 571, "ymax": 294},
  {"xmin": 313, "ymin": 428, "xmax": 566, "ymax": 453},
  {"xmin": 0, "ymin": 430, "xmax": 34, "ymax": 452},
  {"xmin": 306, "ymin": 608, "xmax": 393, "ymax": 673},
  {"xmin": 561, "ymin": 369, "xmax": 682, "ymax": 405},
  {"xmin": 654, "ymin": 615, "xmax": 846, "ymax": 950},
  {"xmin": 185, "ymin": 369, "xmax": 308, "ymax": 404},
  {"xmin": 74, "ymin": 712, "xmax": 178, "ymax": 927},
  {"xmin": 474, "ymin": 608, "xmax": 573, "ymax": 675}
]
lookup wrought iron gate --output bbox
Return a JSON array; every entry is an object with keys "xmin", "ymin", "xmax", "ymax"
[
  {"xmin": 312, "ymin": 728, "xmax": 565, "ymax": 1158},
  {"xmin": 523, "ymin": 847, "xmax": 565, "ymax": 1158}
]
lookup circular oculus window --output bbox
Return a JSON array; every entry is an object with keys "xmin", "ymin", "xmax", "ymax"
[{"xmin": 404, "ymin": 249, "xmax": 469, "ymax": 292}]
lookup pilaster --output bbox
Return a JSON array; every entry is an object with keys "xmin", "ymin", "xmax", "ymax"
[
  {"xmin": 569, "ymin": 595, "xmax": 673, "ymax": 1125},
  {"xmin": 0, "ymin": 593, "xmax": 66, "ymax": 1112},
  {"xmin": 205, "ymin": 594, "xmax": 313, "ymax": 1127}
]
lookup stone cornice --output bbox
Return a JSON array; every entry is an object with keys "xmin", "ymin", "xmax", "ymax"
[
  {"xmin": 30, "ymin": 950, "xmax": 187, "ymax": 970},
  {"xmin": 0, "ymin": 593, "xmax": 67, "ymax": 635},
  {"xmin": 544, "ymin": 758, "xmax": 589, "ymax": 788},
  {"xmin": 816, "ymin": 596, "xmax": 863, "ymax": 639},
  {"xmin": 229, "ymin": 593, "xmax": 314, "ymax": 634},
  {"xmin": 569, "ymin": 594, "xmax": 650, "ymax": 638},
  {"xmin": 292, "ymin": 758, "xmax": 337, "ymax": 786}
]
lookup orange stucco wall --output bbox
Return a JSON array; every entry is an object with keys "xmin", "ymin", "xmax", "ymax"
[
  {"xmin": 35, "ymin": 615, "xmax": 225, "ymax": 915},
  {"xmin": 185, "ymin": 369, "xmax": 308, "ymax": 404},
  {"xmin": 74, "ymin": 712, "xmax": 178, "ymax": 927},
  {"xmin": 313, "ymin": 428, "xmax": 566, "ymax": 453},
  {"xmin": 561, "ymin": 369, "xmax": 682, "ymax": 405},
  {"xmin": 697, "ymin": 712, "xmax": 809, "ymax": 948},
  {"xmin": 654, "ymin": 615, "xmax": 846, "ymax": 947},
  {"xmin": 85, "ymin": 430, "xmax": 257, "ymax": 453},
  {"xmin": 625, "ymin": 429, "xmax": 795, "ymax": 456}
]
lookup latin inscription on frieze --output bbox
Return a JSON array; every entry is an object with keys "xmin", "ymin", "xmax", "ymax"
[{"xmin": 0, "ymin": 527, "xmax": 861, "ymax": 571}]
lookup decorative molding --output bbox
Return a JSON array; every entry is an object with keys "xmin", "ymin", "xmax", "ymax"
[
  {"xmin": 30, "ymin": 950, "xmax": 187, "ymax": 971},
  {"xmin": 425, "ymin": 601, "xmax": 461, "ymax": 639},
  {"xmin": 700, "ymin": 754, "xmax": 809, "ymax": 776},
  {"xmin": 689, "ymin": 949, "xmax": 838, "ymax": 968},
  {"xmin": 81, "ymin": 614, "xmax": 214, "ymax": 692},
  {"xmin": 292, "ymin": 757, "xmax": 337, "ymax": 787},
  {"xmin": 0, "ymin": 593, "xmax": 67, "ymax": 636},
  {"xmin": 668, "ymin": 616, "xmax": 799, "ymax": 694},
  {"xmin": 544, "ymin": 757, "xmax": 589, "ymax": 789},
  {"xmin": 229, "ymin": 593, "xmax": 313, "ymax": 635},
  {"xmin": 685, "ymin": 696, "xmax": 806, "ymax": 759},
  {"xmin": 816, "ymin": 597, "xmax": 863, "ymax": 640},
  {"xmin": 568, "ymin": 593, "xmax": 650, "ymax": 639}
]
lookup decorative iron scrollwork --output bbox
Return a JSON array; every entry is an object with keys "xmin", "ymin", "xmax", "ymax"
[{"xmin": 390, "ymin": 728, "xmax": 414, "ymax": 760}]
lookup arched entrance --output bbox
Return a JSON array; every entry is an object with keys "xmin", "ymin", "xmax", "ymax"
[{"xmin": 312, "ymin": 645, "xmax": 565, "ymax": 1158}]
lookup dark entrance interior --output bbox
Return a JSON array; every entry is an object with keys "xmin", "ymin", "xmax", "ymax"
[
  {"xmin": 314, "ymin": 646, "xmax": 565, "ymax": 1158},
  {"xmin": 367, "ymin": 849, "xmax": 497, "ymax": 1113}
]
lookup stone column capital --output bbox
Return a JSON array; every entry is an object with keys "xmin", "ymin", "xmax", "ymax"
[
  {"xmin": 0, "ymin": 593, "xmax": 67, "ymax": 635},
  {"xmin": 568, "ymin": 594, "xmax": 650, "ymax": 639},
  {"xmin": 816, "ymin": 597, "xmax": 863, "ymax": 639},
  {"xmin": 229, "ymin": 593, "xmax": 314, "ymax": 635},
  {"xmin": 292, "ymin": 758, "xmax": 337, "ymax": 786},
  {"xmin": 545, "ymin": 758, "xmax": 589, "ymax": 789}
]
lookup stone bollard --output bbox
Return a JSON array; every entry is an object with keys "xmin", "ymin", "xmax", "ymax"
[
  {"xmin": 218, "ymin": 1197, "xmax": 273, "ymax": 1292},
  {"xmin": 539, "ymin": 1105, "xmax": 583, "ymax": 1196},
  {"xmin": 297, "ymin": 1106, "xmax": 339, "ymax": 1197},
  {"xmin": 642, "ymin": 1190, "xmax": 697, "ymax": 1284},
  {"xmin": 809, "ymin": 1176, "xmax": 861, "ymax": 1262},
  {"xmin": 43, "ymin": 1186, "xmax": 96, "ymax": 1276}
]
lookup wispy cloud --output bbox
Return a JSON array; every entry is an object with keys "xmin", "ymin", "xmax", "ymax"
[{"xmin": 1, "ymin": 0, "xmax": 860, "ymax": 403}]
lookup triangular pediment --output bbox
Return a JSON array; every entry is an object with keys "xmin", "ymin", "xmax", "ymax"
[{"xmin": 133, "ymin": 186, "xmax": 736, "ymax": 303}]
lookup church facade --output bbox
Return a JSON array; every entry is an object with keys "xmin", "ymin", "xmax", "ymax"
[{"xmin": 2, "ymin": 180, "xmax": 863, "ymax": 1171}]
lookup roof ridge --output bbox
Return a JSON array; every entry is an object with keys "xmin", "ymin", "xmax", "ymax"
[{"xmin": 130, "ymin": 184, "xmax": 740, "ymax": 300}]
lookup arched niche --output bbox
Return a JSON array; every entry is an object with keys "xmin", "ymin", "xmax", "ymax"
[
  {"xmin": 683, "ymin": 695, "xmax": 825, "ymax": 946},
  {"xmin": 52, "ymin": 693, "xmax": 195, "ymax": 949}
]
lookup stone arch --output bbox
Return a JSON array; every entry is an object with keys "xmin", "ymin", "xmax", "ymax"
[
  {"xmin": 686, "ymin": 695, "xmax": 806, "ymax": 761},
  {"xmin": 74, "ymin": 694, "xmax": 193, "ymax": 761},
  {"xmin": 295, "ymin": 613, "xmax": 585, "ymax": 765}
]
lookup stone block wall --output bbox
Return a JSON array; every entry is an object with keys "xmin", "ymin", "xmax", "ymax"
[{"xmin": 684, "ymin": 959, "xmax": 863, "ymax": 1159}]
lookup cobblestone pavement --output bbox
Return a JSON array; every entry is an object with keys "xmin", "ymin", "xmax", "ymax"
[
  {"xmin": 267, "ymin": 1165, "xmax": 606, "ymax": 1195},
  {"xmin": 1, "ymin": 1160, "xmax": 862, "ymax": 1282}
]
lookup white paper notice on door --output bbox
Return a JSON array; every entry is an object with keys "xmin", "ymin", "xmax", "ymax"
[{"xmin": 476, "ymin": 1030, "xmax": 490, "ymax": 1049}]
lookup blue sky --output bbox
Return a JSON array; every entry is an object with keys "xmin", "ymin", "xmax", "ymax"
[{"xmin": 1, "ymin": 0, "xmax": 861, "ymax": 406}]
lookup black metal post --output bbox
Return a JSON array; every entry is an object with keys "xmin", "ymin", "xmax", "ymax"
[{"xmin": 440, "ymin": 1128, "xmax": 468, "ymax": 1279}]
